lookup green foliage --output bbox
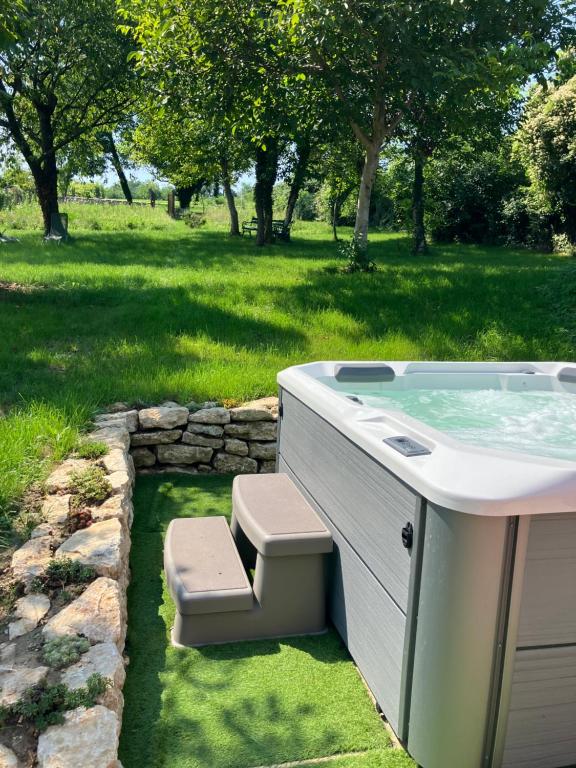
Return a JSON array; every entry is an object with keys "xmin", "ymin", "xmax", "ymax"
[
  {"xmin": 0, "ymin": 674, "xmax": 111, "ymax": 732},
  {"xmin": 76, "ymin": 442, "xmax": 108, "ymax": 460},
  {"xmin": 0, "ymin": 402, "xmax": 87, "ymax": 546},
  {"xmin": 516, "ymin": 76, "xmax": 576, "ymax": 243},
  {"xmin": 552, "ymin": 233, "xmax": 576, "ymax": 257},
  {"xmin": 423, "ymin": 144, "xmax": 527, "ymax": 245},
  {"xmin": 42, "ymin": 635, "xmax": 91, "ymax": 669},
  {"xmin": 69, "ymin": 466, "xmax": 112, "ymax": 507},
  {"xmin": 339, "ymin": 236, "xmax": 377, "ymax": 273},
  {"xmin": 31, "ymin": 558, "xmax": 97, "ymax": 594}
]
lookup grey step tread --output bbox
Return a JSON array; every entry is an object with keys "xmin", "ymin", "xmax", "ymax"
[
  {"xmin": 232, "ymin": 473, "xmax": 333, "ymax": 556},
  {"xmin": 165, "ymin": 516, "xmax": 253, "ymax": 615}
]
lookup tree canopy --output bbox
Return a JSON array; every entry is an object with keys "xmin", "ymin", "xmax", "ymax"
[{"xmin": 0, "ymin": 0, "xmax": 134, "ymax": 232}]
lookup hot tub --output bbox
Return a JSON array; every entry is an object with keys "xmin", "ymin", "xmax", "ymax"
[{"xmin": 276, "ymin": 361, "xmax": 576, "ymax": 768}]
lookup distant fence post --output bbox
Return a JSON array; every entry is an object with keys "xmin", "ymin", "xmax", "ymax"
[{"xmin": 167, "ymin": 190, "xmax": 176, "ymax": 218}]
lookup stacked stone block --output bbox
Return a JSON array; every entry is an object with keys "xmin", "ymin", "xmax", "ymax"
[{"xmin": 128, "ymin": 397, "xmax": 278, "ymax": 475}]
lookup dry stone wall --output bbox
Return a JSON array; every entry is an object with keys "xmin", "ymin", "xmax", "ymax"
[
  {"xmin": 0, "ymin": 396, "xmax": 278, "ymax": 767},
  {"xmin": 0, "ymin": 419, "xmax": 133, "ymax": 767},
  {"xmin": 127, "ymin": 397, "xmax": 278, "ymax": 475}
]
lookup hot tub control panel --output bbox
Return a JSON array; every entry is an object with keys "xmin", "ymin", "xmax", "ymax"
[{"xmin": 384, "ymin": 436, "xmax": 431, "ymax": 457}]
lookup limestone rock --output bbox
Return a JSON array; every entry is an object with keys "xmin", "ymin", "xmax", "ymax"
[
  {"xmin": 213, "ymin": 453, "xmax": 257, "ymax": 474},
  {"xmin": 31, "ymin": 523, "xmax": 55, "ymax": 539},
  {"xmin": 94, "ymin": 410, "xmax": 138, "ymax": 433},
  {"xmin": 103, "ymin": 449, "xmax": 134, "ymax": 480},
  {"xmin": 186, "ymin": 423, "xmax": 224, "ymax": 437},
  {"xmin": 138, "ymin": 406, "xmax": 188, "ymax": 430},
  {"xmin": 0, "ymin": 641, "xmax": 16, "ymax": 669},
  {"xmin": 224, "ymin": 438, "xmax": 249, "ymax": 456},
  {"xmin": 11, "ymin": 536, "xmax": 52, "ymax": 586},
  {"xmin": 46, "ymin": 459, "xmax": 91, "ymax": 493},
  {"xmin": 42, "ymin": 495, "xmax": 70, "ymax": 526},
  {"xmin": 56, "ymin": 519, "xmax": 128, "ymax": 580},
  {"xmin": 248, "ymin": 441, "xmax": 277, "ymax": 460},
  {"xmin": 90, "ymin": 494, "xmax": 132, "ymax": 526},
  {"xmin": 223, "ymin": 421, "xmax": 277, "ymax": 441},
  {"xmin": 88, "ymin": 427, "xmax": 130, "ymax": 453},
  {"xmin": 14, "ymin": 594, "xmax": 50, "ymax": 627},
  {"xmin": 8, "ymin": 619, "xmax": 32, "ymax": 641},
  {"xmin": 107, "ymin": 402, "xmax": 130, "ymax": 413},
  {"xmin": 37, "ymin": 705, "xmax": 120, "ymax": 768},
  {"xmin": 130, "ymin": 447, "xmax": 156, "ymax": 468},
  {"xmin": 61, "ymin": 642, "xmax": 125, "ymax": 716},
  {"xmin": 188, "ymin": 407, "xmax": 230, "ymax": 425},
  {"xmin": 43, "ymin": 577, "xmax": 125, "ymax": 649},
  {"xmin": 108, "ymin": 470, "xmax": 131, "ymax": 497},
  {"xmin": 181, "ymin": 432, "xmax": 224, "ymax": 449},
  {"xmin": 230, "ymin": 406, "xmax": 275, "ymax": 422},
  {"xmin": 156, "ymin": 444, "xmax": 212, "ymax": 465},
  {"xmin": 0, "ymin": 744, "xmax": 19, "ymax": 768},
  {"xmin": 242, "ymin": 396, "xmax": 279, "ymax": 417},
  {"xmin": 130, "ymin": 429, "xmax": 182, "ymax": 446},
  {"xmin": 259, "ymin": 460, "xmax": 277, "ymax": 474},
  {"xmin": 197, "ymin": 464, "xmax": 213, "ymax": 473},
  {"xmin": 9, "ymin": 594, "xmax": 50, "ymax": 639},
  {"xmin": 0, "ymin": 665, "xmax": 49, "ymax": 706}
]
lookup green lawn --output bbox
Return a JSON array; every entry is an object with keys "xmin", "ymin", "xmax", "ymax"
[
  {"xmin": 120, "ymin": 473, "xmax": 409, "ymax": 768},
  {"xmin": 0, "ymin": 201, "xmax": 573, "ymax": 537}
]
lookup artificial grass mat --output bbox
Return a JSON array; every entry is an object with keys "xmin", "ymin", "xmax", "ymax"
[{"xmin": 119, "ymin": 473, "xmax": 413, "ymax": 768}]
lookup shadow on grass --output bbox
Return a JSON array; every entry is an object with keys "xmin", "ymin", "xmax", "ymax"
[{"xmin": 274, "ymin": 244, "xmax": 567, "ymax": 359}]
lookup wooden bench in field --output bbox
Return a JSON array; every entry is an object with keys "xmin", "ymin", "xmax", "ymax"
[{"xmin": 241, "ymin": 217, "xmax": 292, "ymax": 241}]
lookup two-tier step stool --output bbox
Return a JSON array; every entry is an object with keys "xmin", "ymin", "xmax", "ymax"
[{"xmin": 164, "ymin": 473, "xmax": 333, "ymax": 646}]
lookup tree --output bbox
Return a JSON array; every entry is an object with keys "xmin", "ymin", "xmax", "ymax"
[
  {"xmin": 120, "ymin": 0, "xmax": 327, "ymax": 245},
  {"xmin": 98, "ymin": 131, "xmax": 133, "ymax": 204},
  {"xmin": 0, "ymin": 0, "xmax": 134, "ymax": 234},
  {"xmin": 284, "ymin": 0, "xmax": 572, "ymax": 265},
  {"xmin": 403, "ymin": 84, "xmax": 521, "ymax": 253},
  {"xmin": 132, "ymin": 99, "xmax": 249, "ymax": 234},
  {"xmin": 516, "ymin": 76, "xmax": 576, "ymax": 243}
]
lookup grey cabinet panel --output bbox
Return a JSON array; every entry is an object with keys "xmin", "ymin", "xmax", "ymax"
[
  {"xmin": 502, "ymin": 646, "xmax": 576, "ymax": 768},
  {"xmin": 279, "ymin": 391, "xmax": 417, "ymax": 610},
  {"xmin": 517, "ymin": 513, "xmax": 576, "ymax": 647},
  {"xmin": 279, "ymin": 456, "xmax": 406, "ymax": 733}
]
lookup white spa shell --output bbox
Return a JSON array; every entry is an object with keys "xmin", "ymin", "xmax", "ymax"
[{"xmin": 277, "ymin": 360, "xmax": 576, "ymax": 516}]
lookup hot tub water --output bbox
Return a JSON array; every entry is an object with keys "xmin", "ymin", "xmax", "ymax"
[{"xmin": 325, "ymin": 385, "xmax": 576, "ymax": 462}]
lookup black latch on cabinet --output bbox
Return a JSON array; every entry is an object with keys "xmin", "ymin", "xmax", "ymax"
[{"xmin": 401, "ymin": 522, "xmax": 414, "ymax": 550}]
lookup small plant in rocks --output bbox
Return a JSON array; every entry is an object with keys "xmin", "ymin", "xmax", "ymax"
[
  {"xmin": 42, "ymin": 635, "xmax": 91, "ymax": 669},
  {"xmin": 65, "ymin": 506, "xmax": 93, "ymax": 535},
  {"xmin": 0, "ymin": 673, "xmax": 111, "ymax": 732},
  {"xmin": 30, "ymin": 557, "xmax": 96, "ymax": 595},
  {"xmin": 76, "ymin": 441, "xmax": 108, "ymax": 460},
  {"xmin": 69, "ymin": 465, "xmax": 111, "ymax": 507}
]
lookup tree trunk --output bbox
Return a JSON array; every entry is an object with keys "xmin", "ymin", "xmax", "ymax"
[
  {"xmin": 332, "ymin": 198, "xmax": 339, "ymax": 242},
  {"xmin": 105, "ymin": 133, "xmax": 132, "ymax": 204},
  {"xmin": 176, "ymin": 186, "xmax": 194, "ymax": 210},
  {"xmin": 412, "ymin": 154, "xmax": 428, "ymax": 254},
  {"xmin": 220, "ymin": 156, "xmax": 240, "ymax": 236},
  {"xmin": 254, "ymin": 138, "xmax": 279, "ymax": 246},
  {"xmin": 354, "ymin": 142, "xmax": 381, "ymax": 252},
  {"xmin": 32, "ymin": 161, "xmax": 60, "ymax": 236},
  {"xmin": 283, "ymin": 136, "xmax": 311, "ymax": 233},
  {"xmin": 564, "ymin": 203, "xmax": 576, "ymax": 245}
]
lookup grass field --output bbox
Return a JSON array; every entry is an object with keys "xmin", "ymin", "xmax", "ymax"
[
  {"xmin": 120, "ymin": 473, "xmax": 413, "ymax": 768},
  {"xmin": 0, "ymin": 200, "xmax": 574, "ymax": 539}
]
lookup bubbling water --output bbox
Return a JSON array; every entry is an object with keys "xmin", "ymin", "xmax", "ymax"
[{"xmin": 346, "ymin": 388, "xmax": 576, "ymax": 462}]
